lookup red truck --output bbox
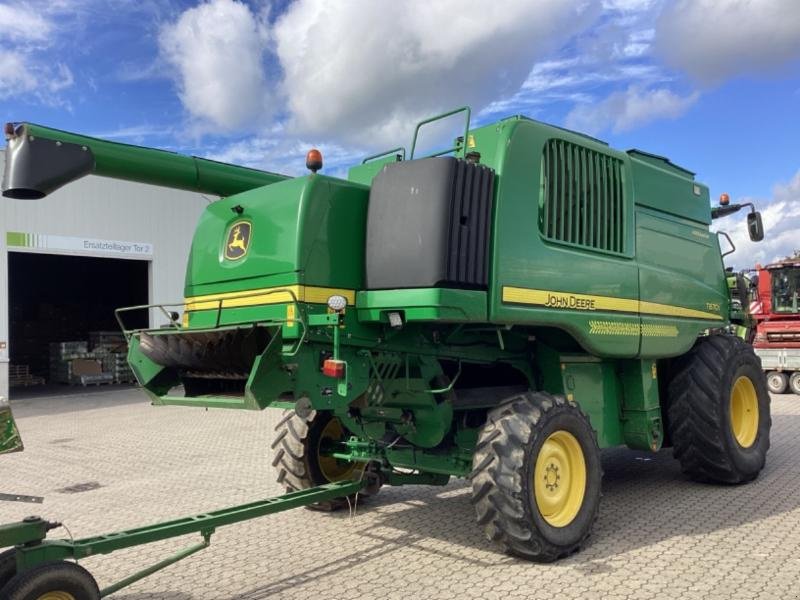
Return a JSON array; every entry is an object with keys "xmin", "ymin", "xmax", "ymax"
[{"xmin": 749, "ymin": 255, "xmax": 800, "ymax": 394}]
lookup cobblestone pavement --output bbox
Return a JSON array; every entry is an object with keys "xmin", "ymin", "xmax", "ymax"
[{"xmin": 2, "ymin": 388, "xmax": 800, "ymax": 600}]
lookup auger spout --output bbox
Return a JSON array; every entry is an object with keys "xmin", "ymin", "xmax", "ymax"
[{"xmin": 2, "ymin": 122, "xmax": 288, "ymax": 199}]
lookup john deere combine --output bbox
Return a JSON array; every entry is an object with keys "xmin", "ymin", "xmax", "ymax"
[{"xmin": 1, "ymin": 107, "xmax": 769, "ymax": 596}]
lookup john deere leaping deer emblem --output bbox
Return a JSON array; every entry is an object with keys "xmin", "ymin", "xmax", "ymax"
[{"xmin": 225, "ymin": 221, "xmax": 251, "ymax": 260}]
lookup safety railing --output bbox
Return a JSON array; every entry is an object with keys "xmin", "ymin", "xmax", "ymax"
[
  {"xmin": 410, "ymin": 106, "xmax": 471, "ymax": 159},
  {"xmin": 114, "ymin": 287, "xmax": 314, "ymax": 357},
  {"xmin": 361, "ymin": 147, "xmax": 406, "ymax": 164}
]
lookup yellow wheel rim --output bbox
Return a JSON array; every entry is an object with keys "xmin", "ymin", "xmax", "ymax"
[
  {"xmin": 533, "ymin": 430, "xmax": 586, "ymax": 528},
  {"xmin": 36, "ymin": 593, "xmax": 76, "ymax": 600},
  {"xmin": 730, "ymin": 375, "xmax": 759, "ymax": 448},
  {"xmin": 317, "ymin": 418, "xmax": 359, "ymax": 482}
]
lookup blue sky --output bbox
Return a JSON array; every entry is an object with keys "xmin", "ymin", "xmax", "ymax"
[{"xmin": 2, "ymin": 0, "xmax": 799, "ymax": 266}]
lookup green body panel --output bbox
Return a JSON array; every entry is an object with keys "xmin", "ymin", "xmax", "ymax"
[
  {"xmin": 619, "ymin": 359, "xmax": 664, "ymax": 451},
  {"xmin": 22, "ymin": 123, "xmax": 287, "ymax": 197},
  {"xmin": 347, "ymin": 153, "xmax": 404, "ymax": 186},
  {"xmin": 487, "ymin": 118, "xmax": 722, "ymax": 359},
  {"xmin": 559, "ymin": 356, "xmax": 625, "ymax": 448},
  {"xmin": 185, "ymin": 175, "xmax": 368, "ymax": 294},
  {"xmin": 356, "ymin": 288, "xmax": 487, "ymax": 322}
]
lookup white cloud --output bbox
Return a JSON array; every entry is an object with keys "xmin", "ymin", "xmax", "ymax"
[
  {"xmin": 656, "ymin": 0, "xmax": 800, "ymax": 85},
  {"xmin": 602, "ymin": 0, "xmax": 657, "ymax": 11},
  {"xmin": 0, "ymin": 52, "xmax": 38, "ymax": 96},
  {"xmin": 272, "ymin": 0, "xmax": 600, "ymax": 145},
  {"xmin": 564, "ymin": 85, "xmax": 698, "ymax": 134},
  {"xmin": 719, "ymin": 171, "xmax": 800, "ymax": 269},
  {"xmin": 159, "ymin": 0, "xmax": 272, "ymax": 131},
  {"xmin": 0, "ymin": 3, "xmax": 53, "ymax": 43},
  {"xmin": 0, "ymin": 2, "xmax": 77, "ymax": 105},
  {"xmin": 0, "ymin": 50, "xmax": 73, "ymax": 105}
]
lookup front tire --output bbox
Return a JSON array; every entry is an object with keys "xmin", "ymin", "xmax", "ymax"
[
  {"xmin": 667, "ymin": 335, "xmax": 771, "ymax": 484},
  {"xmin": 470, "ymin": 392, "xmax": 602, "ymax": 562}
]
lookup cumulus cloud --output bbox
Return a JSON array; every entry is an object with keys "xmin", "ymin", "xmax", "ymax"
[
  {"xmin": 158, "ymin": 1, "xmax": 600, "ymax": 144},
  {"xmin": 272, "ymin": 1, "xmax": 599, "ymax": 145},
  {"xmin": 565, "ymin": 85, "xmax": 698, "ymax": 134},
  {"xmin": 159, "ymin": 0, "xmax": 272, "ymax": 131},
  {"xmin": 719, "ymin": 170, "xmax": 800, "ymax": 269},
  {"xmin": 0, "ymin": 2, "xmax": 76, "ymax": 105},
  {"xmin": 656, "ymin": 0, "xmax": 800, "ymax": 85}
]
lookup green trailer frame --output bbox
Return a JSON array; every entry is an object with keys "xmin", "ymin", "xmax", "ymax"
[{"xmin": 0, "ymin": 480, "xmax": 366, "ymax": 597}]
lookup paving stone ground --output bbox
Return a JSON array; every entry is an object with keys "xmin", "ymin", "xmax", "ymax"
[{"xmin": 2, "ymin": 387, "xmax": 800, "ymax": 600}]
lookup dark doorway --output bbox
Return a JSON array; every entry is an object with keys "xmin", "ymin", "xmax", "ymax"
[{"xmin": 8, "ymin": 252, "xmax": 149, "ymax": 382}]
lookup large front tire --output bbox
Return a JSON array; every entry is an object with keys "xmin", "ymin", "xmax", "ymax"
[
  {"xmin": 667, "ymin": 335, "xmax": 771, "ymax": 484},
  {"xmin": 470, "ymin": 392, "xmax": 602, "ymax": 562}
]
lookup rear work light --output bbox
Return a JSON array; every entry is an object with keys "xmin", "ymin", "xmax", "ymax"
[{"xmin": 323, "ymin": 358, "xmax": 346, "ymax": 379}]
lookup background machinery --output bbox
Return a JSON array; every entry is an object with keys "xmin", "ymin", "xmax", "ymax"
[
  {"xmin": 1, "ymin": 108, "xmax": 769, "ymax": 596},
  {"xmin": 748, "ymin": 255, "xmax": 800, "ymax": 394}
]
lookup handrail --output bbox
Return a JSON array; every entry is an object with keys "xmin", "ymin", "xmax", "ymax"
[
  {"xmin": 114, "ymin": 287, "xmax": 312, "ymax": 356},
  {"xmin": 410, "ymin": 106, "xmax": 471, "ymax": 160},
  {"xmin": 361, "ymin": 147, "xmax": 406, "ymax": 164}
]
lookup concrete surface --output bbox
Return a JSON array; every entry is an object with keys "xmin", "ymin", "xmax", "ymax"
[{"xmin": 2, "ymin": 388, "xmax": 799, "ymax": 600}]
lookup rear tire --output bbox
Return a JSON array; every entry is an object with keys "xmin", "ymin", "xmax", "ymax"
[
  {"xmin": 271, "ymin": 410, "xmax": 379, "ymax": 510},
  {"xmin": 766, "ymin": 371, "xmax": 788, "ymax": 394},
  {"xmin": 470, "ymin": 392, "xmax": 602, "ymax": 562},
  {"xmin": 667, "ymin": 335, "xmax": 771, "ymax": 484},
  {"xmin": 790, "ymin": 372, "xmax": 800, "ymax": 396},
  {"xmin": 0, "ymin": 548, "xmax": 16, "ymax": 590},
  {"xmin": 1, "ymin": 560, "xmax": 99, "ymax": 600}
]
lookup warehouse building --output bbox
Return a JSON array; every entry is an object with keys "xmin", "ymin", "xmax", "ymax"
[{"xmin": 0, "ymin": 150, "xmax": 209, "ymax": 399}]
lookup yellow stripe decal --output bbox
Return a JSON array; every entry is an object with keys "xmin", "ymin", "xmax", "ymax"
[
  {"xmin": 185, "ymin": 285, "xmax": 356, "ymax": 312},
  {"xmin": 502, "ymin": 286, "xmax": 722, "ymax": 321}
]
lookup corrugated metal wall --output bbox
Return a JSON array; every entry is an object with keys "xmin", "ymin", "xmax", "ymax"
[{"xmin": 0, "ymin": 150, "xmax": 209, "ymax": 399}]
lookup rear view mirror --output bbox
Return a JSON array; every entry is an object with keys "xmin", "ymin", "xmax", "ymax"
[{"xmin": 747, "ymin": 211, "xmax": 764, "ymax": 242}]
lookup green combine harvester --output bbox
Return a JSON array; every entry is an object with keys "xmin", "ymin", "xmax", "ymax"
[{"xmin": 1, "ymin": 107, "xmax": 769, "ymax": 597}]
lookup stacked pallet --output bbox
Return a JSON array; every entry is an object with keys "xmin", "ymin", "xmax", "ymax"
[
  {"xmin": 9, "ymin": 364, "xmax": 45, "ymax": 387},
  {"xmin": 49, "ymin": 341, "xmax": 90, "ymax": 384},
  {"xmin": 90, "ymin": 331, "xmax": 134, "ymax": 384}
]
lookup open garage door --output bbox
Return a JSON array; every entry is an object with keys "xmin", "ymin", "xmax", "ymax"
[{"xmin": 8, "ymin": 252, "xmax": 149, "ymax": 393}]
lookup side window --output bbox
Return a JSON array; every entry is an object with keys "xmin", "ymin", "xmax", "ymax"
[{"xmin": 539, "ymin": 139, "xmax": 626, "ymax": 255}]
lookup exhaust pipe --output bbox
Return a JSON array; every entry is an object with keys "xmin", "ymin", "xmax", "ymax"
[{"xmin": 2, "ymin": 123, "xmax": 95, "ymax": 199}]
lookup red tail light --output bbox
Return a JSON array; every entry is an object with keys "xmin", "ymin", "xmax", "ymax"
[{"xmin": 322, "ymin": 359, "xmax": 346, "ymax": 379}]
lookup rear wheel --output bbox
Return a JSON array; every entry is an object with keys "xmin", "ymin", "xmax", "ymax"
[
  {"xmin": 766, "ymin": 371, "xmax": 788, "ymax": 394},
  {"xmin": 0, "ymin": 548, "xmax": 16, "ymax": 590},
  {"xmin": 470, "ymin": 392, "xmax": 602, "ymax": 562},
  {"xmin": 271, "ymin": 410, "xmax": 379, "ymax": 510},
  {"xmin": 1, "ymin": 561, "xmax": 99, "ymax": 600},
  {"xmin": 790, "ymin": 372, "xmax": 800, "ymax": 396},
  {"xmin": 667, "ymin": 335, "xmax": 771, "ymax": 483}
]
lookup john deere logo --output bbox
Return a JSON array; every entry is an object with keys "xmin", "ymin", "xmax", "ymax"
[{"xmin": 225, "ymin": 221, "xmax": 251, "ymax": 260}]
